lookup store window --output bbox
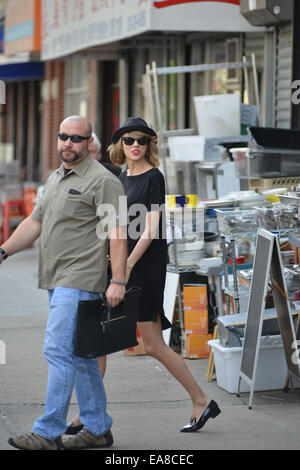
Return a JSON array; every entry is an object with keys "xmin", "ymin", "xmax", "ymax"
[
  {"xmin": 65, "ymin": 58, "xmax": 90, "ymax": 117},
  {"xmin": 146, "ymin": 40, "xmax": 179, "ymax": 132}
]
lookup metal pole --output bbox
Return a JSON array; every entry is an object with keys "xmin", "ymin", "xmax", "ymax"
[
  {"xmin": 221, "ymin": 235, "xmax": 231, "ymax": 315},
  {"xmin": 152, "ymin": 61, "xmax": 163, "ymax": 130},
  {"xmin": 251, "ymin": 52, "xmax": 261, "ymax": 125},
  {"xmin": 151, "ymin": 61, "xmax": 250, "ymax": 76},
  {"xmin": 145, "ymin": 64, "xmax": 156, "ymax": 128},
  {"xmin": 152, "ymin": 61, "xmax": 169, "ymax": 193},
  {"xmin": 215, "ymin": 274, "xmax": 224, "ymax": 317},
  {"xmin": 170, "ymin": 210, "xmax": 185, "ymax": 353},
  {"xmin": 230, "ymin": 237, "xmax": 240, "ymax": 314},
  {"xmin": 242, "ymin": 55, "xmax": 250, "ymax": 104}
]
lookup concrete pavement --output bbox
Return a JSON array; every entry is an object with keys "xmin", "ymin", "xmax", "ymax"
[{"xmin": 0, "ymin": 247, "xmax": 300, "ymax": 451}]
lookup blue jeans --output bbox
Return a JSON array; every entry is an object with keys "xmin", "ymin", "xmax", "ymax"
[{"xmin": 32, "ymin": 287, "xmax": 112, "ymax": 440}]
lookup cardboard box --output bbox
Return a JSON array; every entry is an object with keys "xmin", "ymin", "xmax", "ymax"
[
  {"xmin": 183, "ymin": 284, "xmax": 207, "ymax": 310},
  {"xmin": 124, "ymin": 328, "xmax": 146, "ymax": 356},
  {"xmin": 184, "ymin": 309, "xmax": 208, "ymax": 335},
  {"xmin": 183, "ymin": 333, "xmax": 212, "ymax": 359}
]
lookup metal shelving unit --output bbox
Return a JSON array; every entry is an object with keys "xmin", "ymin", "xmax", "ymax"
[
  {"xmin": 166, "ymin": 207, "xmax": 203, "ymax": 350},
  {"xmin": 145, "ymin": 55, "xmax": 260, "ymax": 193},
  {"xmin": 221, "ymin": 227, "xmax": 300, "ymax": 315}
]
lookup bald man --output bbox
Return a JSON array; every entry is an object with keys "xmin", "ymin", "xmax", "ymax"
[
  {"xmin": 89, "ymin": 132, "xmax": 121, "ymax": 177},
  {"xmin": 3, "ymin": 116, "xmax": 127, "ymax": 450}
]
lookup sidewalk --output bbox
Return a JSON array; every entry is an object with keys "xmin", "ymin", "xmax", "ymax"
[{"xmin": 0, "ymin": 247, "xmax": 300, "ymax": 451}]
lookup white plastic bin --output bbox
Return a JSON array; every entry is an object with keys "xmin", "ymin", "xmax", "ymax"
[
  {"xmin": 168, "ymin": 136, "xmax": 205, "ymax": 162},
  {"xmin": 208, "ymin": 337, "xmax": 288, "ymax": 393},
  {"xmin": 194, "ymin": 94, "xmax": 240, "ymax": 138}
]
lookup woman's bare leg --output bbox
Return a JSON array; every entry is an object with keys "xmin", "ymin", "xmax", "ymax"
[
  {"xmin": 137, "ymin": 316, "xmax": 211, "ymax": 421},
  {"xmin": 97, "ymin": 355, "xmax": 107, "ymax": 378},
  {"xmin": 71, "ymin": 356, "xmax": 107, "ymax": 427}
]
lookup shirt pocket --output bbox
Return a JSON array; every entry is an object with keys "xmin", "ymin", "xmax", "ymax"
[{"xmin": 58, "ymin": 190, "xmax": 94, "ymax": 219}]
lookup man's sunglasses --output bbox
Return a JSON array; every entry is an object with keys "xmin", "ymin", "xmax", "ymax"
[
  {"xmin": 58, "ymin": 132, "xmax": 91, "ymax": 143},
  {"xmin": 122, "ymin": 136, "xmax": 150, "ymax": 146}
]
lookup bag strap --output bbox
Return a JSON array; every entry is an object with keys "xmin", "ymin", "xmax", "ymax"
[{"xmin": 123, "ymin": 286, "xmax": 141, "ymax": 296}]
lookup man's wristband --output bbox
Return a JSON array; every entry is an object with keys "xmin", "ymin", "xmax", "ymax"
[
  {"xmin": 110, "ymin": 279, "xmax": 126, "ymax": 286},
  {"xmin": 0, "ymin": 248, "xmax": 8, "ymax": 260}
]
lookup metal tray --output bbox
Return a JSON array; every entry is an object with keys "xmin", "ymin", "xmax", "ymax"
[
  {"xmin": 278, "ymin": 194, "xmax": 300, "ymax": 206},
  {"xmin": 216, "ymin": 208, "xmax": 258, "ymax": 235}
]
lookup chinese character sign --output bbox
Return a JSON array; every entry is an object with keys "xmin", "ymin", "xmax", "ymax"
[
  {"xmin": 41, "ymin": 0, "xmax": 258, "ymax": 59},
  {"xmin": 41, "ymin": 0, "xmax": 151, "ymax": 60}
]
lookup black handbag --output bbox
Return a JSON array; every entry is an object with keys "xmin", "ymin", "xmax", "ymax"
[{"xmin": 73, "ymin": 286, "xmax": 141, "ymax": 359}]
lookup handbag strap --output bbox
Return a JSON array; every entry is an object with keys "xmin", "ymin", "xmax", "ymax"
[{"xmin": 105, "ymin": 301, "xmax": 112, "ymax": 321}]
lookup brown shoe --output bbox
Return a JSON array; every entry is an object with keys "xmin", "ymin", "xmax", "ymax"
[
  {"xmin": 62, "ymin": 428, "xmax": 113, "ymax": 450},
  {"xmin": 8, "ymin": 432, "xmax": 62, "ymax": 450}
]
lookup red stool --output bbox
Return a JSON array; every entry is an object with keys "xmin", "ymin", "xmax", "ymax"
[{"xmin": 2, "ymin": 200, "xmax": 26, "ymax": 243}]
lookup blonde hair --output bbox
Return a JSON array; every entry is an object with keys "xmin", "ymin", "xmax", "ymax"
[{"xmin": 108, "ymin": 131, "xmax": 160, "ymax": 168}]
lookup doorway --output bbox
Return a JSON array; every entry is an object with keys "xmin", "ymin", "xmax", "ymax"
[{"xmin": 99, "ymin": 61, "xmax": 119, "ymax": 163}]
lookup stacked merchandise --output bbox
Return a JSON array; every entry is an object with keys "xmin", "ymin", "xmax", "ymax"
[{"xmin": 182, "ymin": 284, "xmax": 212, "ymax": 359}]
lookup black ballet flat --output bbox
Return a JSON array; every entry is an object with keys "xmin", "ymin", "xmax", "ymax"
[
  {"xmin": 180, "ymin": 400, "xmax": 221, "ymax": 433},
  {"xmin": 65, "ymin": 421, "xmax": 84, "ymax": 435}
]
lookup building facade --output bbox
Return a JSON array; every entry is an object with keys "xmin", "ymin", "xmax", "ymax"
[
  {"xmin": 0, "ymin": 0, "xmax": 44, "ymax": 183},
  {"xmin": 0, "ymin": 0, "xmax": 297, "ymax": 187}
]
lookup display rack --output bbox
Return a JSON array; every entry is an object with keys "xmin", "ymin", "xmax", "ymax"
[
  {"xmin": 166, "ymin": 206, "xmax": 203, "ymax": 350},
  {"xmin": 166, "ymin": 205, "xmax": 225, "ymax": 356},
  {"xmin": 221, "ymin": 228, "xmax": 300, "ymax": 315},
  {"xmin": 145, "ymin": 55, "xmax": 259, "ymax": 193}
]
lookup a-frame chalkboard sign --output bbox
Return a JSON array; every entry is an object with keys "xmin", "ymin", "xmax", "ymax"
[{"xmin": 237, "ymin": 229, "xmax": 300, "ymax": 409}]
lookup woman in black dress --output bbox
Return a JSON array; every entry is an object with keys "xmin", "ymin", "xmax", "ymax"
[{"xmin": 109, "ymin": 117, "xmax": 221, "ymax": 433}]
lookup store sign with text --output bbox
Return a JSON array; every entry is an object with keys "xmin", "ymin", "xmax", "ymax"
[
  {"xmin": 153, "ymin": 0, "xmax": 240, "ymax": 7},
  {"xmin": 41, "ymin": 0, "xmax": 151, "ymax": 61},
  {"xmin": 151, "ymin": 0, "xmax": 257, "ymax": 33},
  {"xmin": 41, "ymin": 0, "xmax": 260, "ymax": 61},
  {"xmin": 4, "ymin": 0, "xmax": 41, "ymax": 56}
]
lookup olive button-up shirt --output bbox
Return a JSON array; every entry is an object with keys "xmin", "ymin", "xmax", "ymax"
[{"xmin": 31, "ymin": 154, "xmax": 125, "ymax": 293}]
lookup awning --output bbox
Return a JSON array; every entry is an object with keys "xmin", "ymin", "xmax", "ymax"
[{"xmin": 0, "ymin": 62, "xmax": 44, "ymax": 80}]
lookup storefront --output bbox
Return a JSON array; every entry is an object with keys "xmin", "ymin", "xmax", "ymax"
[
  {"xmin": 40, "ymin": 0, "xmax": 263, "ymax": 172},
  {"xmin": 0, "ymin": 0, "xmax": 43, "ymax": 182}
]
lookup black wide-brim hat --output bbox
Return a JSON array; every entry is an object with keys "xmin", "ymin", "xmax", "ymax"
[{"xmin": 112, "ymin": 117, "xmax": 157, "ymax": 143}]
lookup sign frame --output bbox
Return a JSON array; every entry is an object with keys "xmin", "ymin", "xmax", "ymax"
[{"xmin": 237, "ymin": 229, "xmax": 300, "ymax": 409}]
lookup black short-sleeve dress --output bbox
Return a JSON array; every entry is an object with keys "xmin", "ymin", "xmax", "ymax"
[{"xmin": 119, "ymin": 168, "xmax": 172, "ymax": 330}]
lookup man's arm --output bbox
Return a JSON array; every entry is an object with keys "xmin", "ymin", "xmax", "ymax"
[
  {"xmin": 105, "ymin": 225, "xmax": 127, "ymax": 307},
  {"xmin": 0, "ymin": 216, "xmax": 42, "ymax": 264}
]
